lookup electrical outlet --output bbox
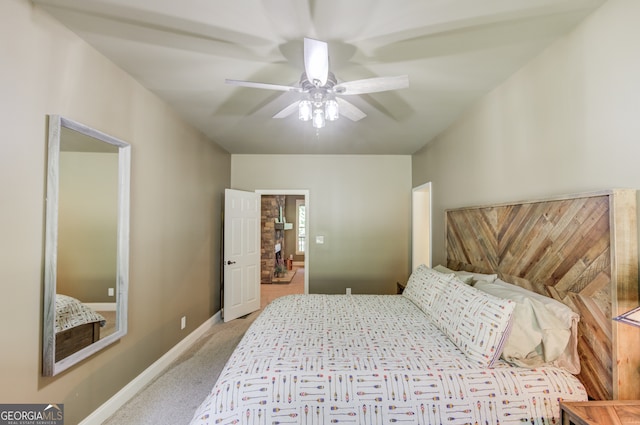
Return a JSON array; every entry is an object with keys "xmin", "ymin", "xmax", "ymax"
[
  {"xmin": 181, "ymin": 316, "xmax": 187, "ymax": 330},
  {"xmin": 346, "ymin": 288, "xmax": 351, "ymax": 295},
  {"xmin": 108, "ymin": 288, "xmax": 114, "ymax": 297}
]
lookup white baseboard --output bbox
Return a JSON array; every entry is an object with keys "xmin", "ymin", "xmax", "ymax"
[
  {"xmin": 84, "ymin": 302, "xmax": 117, "ymax": 311},
  {"xmin": 79, "ymin": 311, "xmax": 222, "ymax": 425}
]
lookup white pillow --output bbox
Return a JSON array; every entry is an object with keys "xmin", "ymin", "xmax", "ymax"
[
  {"xmin": 474, "ymin": 279, "xmax": 580, "ymax": 373},
  {"xmin": 433, "ymin": 264, "xmax": 498, "ymax": 284},
  {"xmin": 490, "ymin": 279, "xmax": 576, "ymax": 328}
]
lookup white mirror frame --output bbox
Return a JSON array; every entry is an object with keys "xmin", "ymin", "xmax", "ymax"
[{"xmin": 43, "ymin": 115, "xmax": 131, "ymax": 376}]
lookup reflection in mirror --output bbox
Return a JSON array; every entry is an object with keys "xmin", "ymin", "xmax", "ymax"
[{"xmin": 43, "ymin": 115, "xmax": 130, "ymax": 376}]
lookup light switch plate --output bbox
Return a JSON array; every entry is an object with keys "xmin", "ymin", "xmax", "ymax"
[{"xmin": 315, "ymin": 235, "xmax": 324, "ymax": 244}]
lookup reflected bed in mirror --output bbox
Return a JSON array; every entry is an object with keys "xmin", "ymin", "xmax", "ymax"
[{"xmin": 43, "ymin": 115, "xmax": 130, "ymax": 376}]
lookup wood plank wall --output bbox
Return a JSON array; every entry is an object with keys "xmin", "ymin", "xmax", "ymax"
[{"xmin": 445, "ymin": 190, "xmax": 639, "ymax": 400}]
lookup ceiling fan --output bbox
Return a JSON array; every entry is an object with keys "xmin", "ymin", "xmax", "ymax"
[{"xmin": 225, "ymin": 38, "xmax": 409, "ymax": 129}]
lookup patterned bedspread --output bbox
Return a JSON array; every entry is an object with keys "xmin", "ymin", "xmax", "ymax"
[
  {"xmin": 189, "ymin": 295, "xmax": 587, "ymax": 425},
  {"xmin": 55, "ymin": 294, "xmax": 105, "ymax": 333}
]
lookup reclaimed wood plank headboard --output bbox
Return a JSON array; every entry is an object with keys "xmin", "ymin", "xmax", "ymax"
[{"xmin": 445, "ymin": 189, "xmax": 640, "ymax": 400}]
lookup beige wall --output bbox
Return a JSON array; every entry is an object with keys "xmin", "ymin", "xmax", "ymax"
[
  {"xmin": 232, "ymin": 155, "xmax": 412, "ymax": 294},
  {"xmin": 412, "ymin": 0, "xmax": 640, "ymax": 267},
  {"xmin": 0, "ymin": 1, "xmax": 230, "ymax": 423}
]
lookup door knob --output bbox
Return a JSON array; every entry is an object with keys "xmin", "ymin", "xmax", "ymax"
[{"xmin": 226, "ymin": 260, "xmax": 236, "ymax": 265}]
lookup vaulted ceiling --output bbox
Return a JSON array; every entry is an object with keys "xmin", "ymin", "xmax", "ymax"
[{"xmin": 35, "ymin": 0, "xmax": 606, "ymax": 154}]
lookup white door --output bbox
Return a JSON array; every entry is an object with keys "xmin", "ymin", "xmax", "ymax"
[
  {"xmin": 223, "ymin": 189, "xmax": 260, "ymax": 322},
  {"xmin": 412, "ymin": 182, "xmax": 432, "ymax": 271}
]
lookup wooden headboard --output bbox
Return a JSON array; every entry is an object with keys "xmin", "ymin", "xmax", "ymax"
[{"xmin": 445, "ymin": 190, "xmax": 640, "ymax": 400}]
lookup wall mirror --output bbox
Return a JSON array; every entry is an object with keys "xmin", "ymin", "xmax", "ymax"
[{"xmin": 43, "ymin": 115, "xmax": 130, "ymax": 376}]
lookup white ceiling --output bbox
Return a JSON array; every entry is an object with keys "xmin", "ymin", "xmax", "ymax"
[{"xmin": 35, "ymin": 0, "xmax": 606, "ymax": 155}]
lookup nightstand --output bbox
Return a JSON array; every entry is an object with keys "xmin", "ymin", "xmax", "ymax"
[
  {"xmin": 560, "ymin": 400, "xmax": 640, "ymax": 425},
  {"xmin": 396, "ymin": 281, "xmax": 406, "ymax": 294}
]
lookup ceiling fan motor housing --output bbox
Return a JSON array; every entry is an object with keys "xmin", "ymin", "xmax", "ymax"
[
  {"xmin": 301, "ymin": 72, "xmax": 337, "ymax": 94},
  {"xmin": 300, "ymin": 71, "xmax": 337, "ymax": 105}
]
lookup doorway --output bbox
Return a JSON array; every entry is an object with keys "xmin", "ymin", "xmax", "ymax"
[
  {"xmin": 256, "ymin": 189, "xmax": 309, "ymax": 307},
  {"xmin": 412, "ymin": 182, "xmax": 432, "ymax": 271}
]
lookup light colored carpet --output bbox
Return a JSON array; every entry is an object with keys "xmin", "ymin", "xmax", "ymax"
[
  {"xmin": 97, "ymin": 311, "xmax": 116, "ymax": 338},
  {"xmin": 102, "ymin": 268, "xmax": 304, "ymax": 425},
  {"xmin": 102, "ymin": 312, "xmax": 259, "ymax": 425}
]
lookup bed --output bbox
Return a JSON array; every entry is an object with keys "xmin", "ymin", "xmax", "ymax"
[
  {"xmin": 54, "ymin": 294, "xmax": 106, "ymax": 361},
  {"xmin": 190, "ymin": 266, "xmax": 589, "ymax": 425},
  {"xmin": 189, "ymin": 190, "xmax": 639, "ymax": 424}
]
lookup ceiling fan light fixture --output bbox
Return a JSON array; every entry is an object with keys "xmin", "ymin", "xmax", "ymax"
[
  {"xmin": 298, "ymin": 100, "xmax": 312, "ymax": 121},
  {"xmin": 325, "ymin": 99, "xmax": 339, "ymax": 121},
  {"xmin": 227, "ymin": 38, "xmax": 408, "ymax": 130},
  {"xmin": 312, "ymin": 108, "xmax": 325, "ymax": 129}
]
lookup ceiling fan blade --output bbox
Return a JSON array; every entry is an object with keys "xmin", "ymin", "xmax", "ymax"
[
  {"xmin": 225, "ymin": 79, "xmax": 300, "ymax": 92},
  {"xmin": 334, "ymin": 75, "xmax": 409, "ymax": 95},
  {"xmin": 336, "ymin": 98, "xmax": 367, "ymax": 122},
  {"xmin": 273, "ymin": 101, "xmax": 300, "ymax": 119},
  {"xmin": 304, "ymin": 38, "xmax": 329, "ymax": 86}
]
